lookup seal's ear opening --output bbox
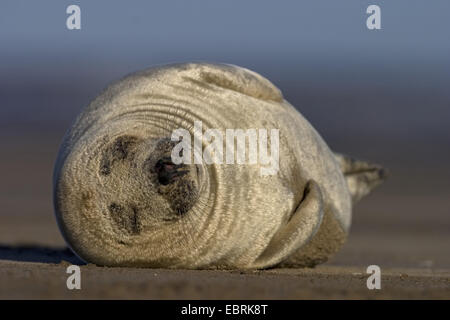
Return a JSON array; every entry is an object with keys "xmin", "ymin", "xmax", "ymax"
[
  {"xmin": 334, "ymin": 153, "xmax": 388, "ymax": 204},
  {"xmin": 250, "ymin": 180, "xmax": 324, "ymax": 269}
]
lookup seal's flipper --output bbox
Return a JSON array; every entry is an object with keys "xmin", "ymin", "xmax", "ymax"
[
  {"xmin": 250, "ymin": 180, "xmax": 324, "ymax": 269},
  {"xmin": 334, "ymin": 153, "xmax": 387, "ymax": 204}
]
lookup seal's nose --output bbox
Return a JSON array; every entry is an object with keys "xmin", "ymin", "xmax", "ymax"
[{"xmin": 154, "ymin": 156, "xmax": 188, "ymax": 185}]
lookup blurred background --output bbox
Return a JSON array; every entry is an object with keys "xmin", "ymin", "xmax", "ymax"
[{"xmin": 0, "ymin": 0, "xmax": 449, "ymax": 269}]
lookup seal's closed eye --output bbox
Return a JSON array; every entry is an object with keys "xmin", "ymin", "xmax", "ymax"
[{"xmin": 100, "ymin": 135, "xmax": 139, "ymax": 176}]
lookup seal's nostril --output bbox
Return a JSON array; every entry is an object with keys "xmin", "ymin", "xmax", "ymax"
[
  {"xmin": 155, "ymin": 158, "xmax": 187, "ymax": 185},
  {"xmin": 158, "ymin": 175, "xmax": 171, "ymax": 185}
]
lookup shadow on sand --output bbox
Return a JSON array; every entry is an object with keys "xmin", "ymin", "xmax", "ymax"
[{"xmin": 0, "ymin": 245, "xmax": 85, "ymax": 265}]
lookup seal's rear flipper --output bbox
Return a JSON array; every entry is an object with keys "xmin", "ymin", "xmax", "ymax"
[
  {"xmin": 250, "ymin": 180, "xmax": 324, "ymax": 269},
  {"xmin": 334, "ymin": 153, "xmax": 388, "ymax": 204}
]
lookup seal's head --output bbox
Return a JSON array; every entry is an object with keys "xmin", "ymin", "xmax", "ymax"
[
  {"xmin": 99, "ymin": 135, "xmax": 201, "ymax": 227},
  {"xmin": 54, "ymin": 128, "xmax": 211, "ymax": 267}
]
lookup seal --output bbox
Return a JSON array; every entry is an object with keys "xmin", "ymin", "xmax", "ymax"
[{"xmin": 53, "ymin": 63, "xmax": 386, "ymax": 269}]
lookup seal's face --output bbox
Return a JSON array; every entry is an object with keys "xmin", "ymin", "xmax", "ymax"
[{"xmin": 97, "ymin": 135, "xmax": 200, "ymax": 235}]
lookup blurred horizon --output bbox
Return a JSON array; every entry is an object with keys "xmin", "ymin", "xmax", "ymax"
[{"xmin": 1, "ymin": 1, "xmax": 449, "ymax": 143}]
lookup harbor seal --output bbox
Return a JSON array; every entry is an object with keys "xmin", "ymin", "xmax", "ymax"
[{"xmin": 53, "ymin": 63, "xmax": 386, "ymax": 269}]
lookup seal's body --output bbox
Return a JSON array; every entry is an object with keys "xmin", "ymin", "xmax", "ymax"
[{"xmin": 53, "ymin": 63, "xmax": 385, "ymax": 269}]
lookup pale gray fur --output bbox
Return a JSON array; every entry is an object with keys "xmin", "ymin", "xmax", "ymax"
[{"xmin": 53, "ymin": 63, "xmax": 385, "ymax": 269}]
